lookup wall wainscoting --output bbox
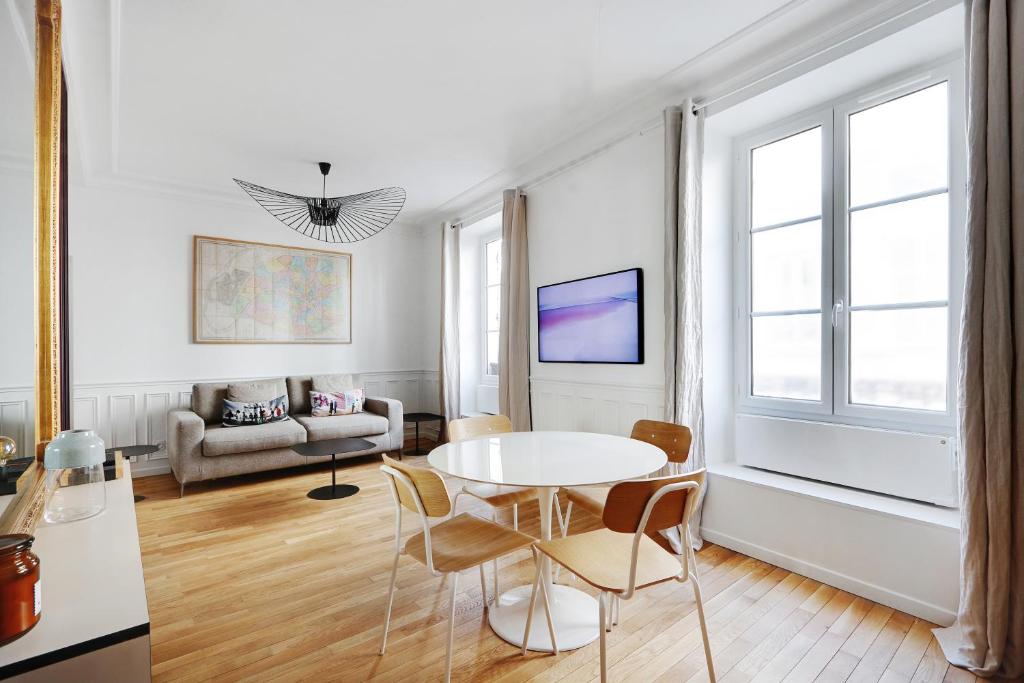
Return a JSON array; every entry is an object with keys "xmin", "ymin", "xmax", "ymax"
[
  {"xmin": 530, "ymin": 377, "xmax": 665, "ymax": 435},
  {"xmin": 0, "ymin": 387, "xmax": 35, "ymax": 459},
  {"xmin": 0, "ymin": 371, "xmax": 439, "ymax": 478}
]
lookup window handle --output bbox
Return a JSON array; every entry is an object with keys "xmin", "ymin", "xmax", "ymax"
[{"xmin": 832, "ymin": 300, "xmax": 845, "ymax": 327}]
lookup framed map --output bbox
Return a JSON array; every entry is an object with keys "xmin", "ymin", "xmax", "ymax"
[{"xmin": 193, "ymin": 235, "xmax": 352, "ymax": 344}]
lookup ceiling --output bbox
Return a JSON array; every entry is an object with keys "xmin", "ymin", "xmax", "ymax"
[{"xmin": 3, "ymin": 0, "xmax": 955, "ymax": 226}]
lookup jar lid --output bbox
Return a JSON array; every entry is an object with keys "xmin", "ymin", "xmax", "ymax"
[{"xmin": 0, "ymin": 534, "xmax": 34, "ymax": 556}]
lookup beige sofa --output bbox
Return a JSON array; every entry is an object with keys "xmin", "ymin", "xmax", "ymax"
[{"xmin": 167, "ymin": 374, "xmax": 403, "ymax": 496}]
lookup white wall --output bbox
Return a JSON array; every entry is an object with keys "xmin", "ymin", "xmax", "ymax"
[
  {"xmin": 0, "ymin": 181, "xmax": 438, "ymax": 473},
  {"xmin": 69, "ymin": 183, "xmax": 429, "ymax": 384},
  {"xmin": 0, "ymin": 166, "xmax": 36, "ymax": 455}
]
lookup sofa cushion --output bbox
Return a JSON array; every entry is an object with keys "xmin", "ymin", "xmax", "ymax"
[
  {"xmin": 295, "ymin": 413, "xmax": 388, "ymax": 441},
  {"xmin": 227, "ymin": 378, "xmax": 287, "ymax": 406},
  {"xmin": 312, "ymin": 373, "xmax": 355, "ymax": 394},
  {"xmin": 202, "ymin": 419, "xmax": 307, "ymax": 457},
  {"xmin": 286, "ymin": 377, "xmax": 313, "ymax": 415},
  {"xmin": 193, "ymin": 382, "xmax": 230, "ymax": 424}
]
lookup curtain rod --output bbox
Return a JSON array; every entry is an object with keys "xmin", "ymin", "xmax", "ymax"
[{"xmin": 691, "ymin": 0, "xmax": 951, "ymax": 115}]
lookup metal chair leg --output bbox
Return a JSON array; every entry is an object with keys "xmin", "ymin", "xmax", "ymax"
[
  {"xmin": 479, "ymin": 563, "xmax": 488, "ymax": 609},
  {"xmin": 598, "ymin": 592, "xmax": 608, "ymax": 682},
  {"xmin": 521, "ymin": 553, "xmax": 545, "ymax": 655},
  {"xmin": 690, "ymin": 571, "xmax": 716, "ymax": 682},
  {"xmin": 513, "ymin": 503, "xmax": 519, "ymax": 531},
  {"xmin": 379, "ymin": 552, "xmax": 400, "ymax": 655},
  {"xmin": 537, "ymin": 565, "xmax": 559, "ymax": 655},
  {"xmin": 554, "ymin": 501, "xmax": 574, "ymax": 582},
  {"xmin": 444, "ymin": 571, "xmax": 460, "ymax": 683}
]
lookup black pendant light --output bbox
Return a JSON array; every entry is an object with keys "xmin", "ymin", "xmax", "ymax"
[{"xmin": 234, "ymin": 162, "xmax": 406, "ymax": 243}]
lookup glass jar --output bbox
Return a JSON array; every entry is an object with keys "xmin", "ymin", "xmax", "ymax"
[
  {"xmin": 0, "ymin": 534, "xmax": 41, "ymax": 645},
  {"xmin": 43, "ymin": 429, "xmax": 107, "ymax": 524}
]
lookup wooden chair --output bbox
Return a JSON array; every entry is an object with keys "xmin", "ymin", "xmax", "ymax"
[
  {"xmin": 559, "ymin": 420, "xmax": 692, "ymax": 537},
  {"xmin": 378, "ymin": 454, "xmax": 555, "ymax": 682},
  {"xmin": 447, "ymin": 415, "xmax": 565, "ymax": 600},
  {"xmin": 523, "ymin": 470, "xmax": 714, "ymax": 682}
]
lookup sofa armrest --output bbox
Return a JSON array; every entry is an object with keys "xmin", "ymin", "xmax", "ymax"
[
  {"xmin": 168, "ymin": 409, "xmax": 206, "ymax": 485},
  {"xmin": 364, "ymin": 397, "xmax": 403, "ymax": 452}
]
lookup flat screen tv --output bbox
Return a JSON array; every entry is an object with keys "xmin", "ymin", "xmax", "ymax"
[{"xmin": 537, "ymin": 268, "xmax": 643, "ymax": 364}]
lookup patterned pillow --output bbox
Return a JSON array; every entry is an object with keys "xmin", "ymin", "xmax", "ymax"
[
  {"xmin": 309, "ymin": 388, "xmax": 365, "ymax": 417},
  {"xmin": 222, "ymin": 395, "xmax": 290, "ymax": 427}
]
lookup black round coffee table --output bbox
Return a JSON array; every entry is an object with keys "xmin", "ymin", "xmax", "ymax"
[
  {"xmin": 291, "ymin": 437, "xmax": 373, "ymax": 500},
  {"xmin": 403, "ymin": 412, "xmax": 445, "ymax": 455}
]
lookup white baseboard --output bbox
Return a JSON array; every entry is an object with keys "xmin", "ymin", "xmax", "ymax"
[{"xmin": 701, "ymin": 527, "xmax": 956, "ymax": 626}]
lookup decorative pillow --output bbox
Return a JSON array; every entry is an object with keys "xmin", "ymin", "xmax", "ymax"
[
  {"xmin": 222, "ymin": 395, "xmax": 290, "ymax": 427},
  {"xmin": 227, "ymin": 379, "xmax": 288, "ymax": 413},
  {"xmin": 309, "ymin": 388, "xmax": 365, "ymax": 417}
]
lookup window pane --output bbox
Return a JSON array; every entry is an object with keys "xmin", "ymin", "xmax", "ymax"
[
  {"xmin": 486, "ymin": 286, "xmax": 500, "ymax": 331},
  {"xmin": 752, "ymin": 220, "xmax": 821, "ymax": 312},
  {"xmin": 850, "ymin": 307, "xmax": 947, "ymax": 411},
  {"xmin": 751, "ymin": 127, "xmax": 821, "ymax": 228},
  {"xmin": 486, "ymin": 239, "xmax": 502, "ymax": 286},
  {"xmin": 849, "ymin": 82, "xmax": 948, "ymax": 207},
  {"xmin": 850, "ymin": 193, "xmax": 948, "ymax": 307},
  {"xmin": 752, "ymin": 314, "xmax": 821, "ymax": 400},
  {"xmin": 486, "ymin": 331, "xmax": 499, "ymax": 375}
]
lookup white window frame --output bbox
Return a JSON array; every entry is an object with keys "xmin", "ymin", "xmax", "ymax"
[
  {"xmin": 481, "ymin": 232, "xmax": 501, "ymax": 384},
  {"xmin": 733, "ymin": 58, "xmax": 966, "ymax": 435}
]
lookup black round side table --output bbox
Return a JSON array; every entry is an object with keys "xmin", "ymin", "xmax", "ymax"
[
  {"xmin": 403, "ymin": 412, "xmax": 445, "ymax": 455},
  {"xmin": 106, "ymin": 445, "xmax": 160, "ymax": 501},
  {"xmin": 291, "ymin": 437, "xmax": 373, "ymax": 500}
]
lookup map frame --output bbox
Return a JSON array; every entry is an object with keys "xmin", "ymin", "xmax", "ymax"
[{"xmin": 192, "ymin": 235, "xmax": 352, "ymax": 344}]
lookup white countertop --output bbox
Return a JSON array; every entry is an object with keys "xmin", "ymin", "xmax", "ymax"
[
  {"xmin": 0, "ymin": 462, "xmax": 150, "ymax": 675},
  {"xmin": 427, "ymin": 431, "xmax": 667, "ymax": 487}
]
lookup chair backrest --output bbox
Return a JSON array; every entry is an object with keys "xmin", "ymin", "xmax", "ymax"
[
  {"xmin": 447, "ymin": 415, "xmax": 513, "ymax": 442},
  {"xmin": 630, "ymin": 419, "xmax": 692, "ymax": 464},
  {"xmin": 381, "ymin": 454, "xmax": 451, "ymax": 518},
  {"xmin": 602, "ymin": 469, "xmax": 705, "ymax": 535}
]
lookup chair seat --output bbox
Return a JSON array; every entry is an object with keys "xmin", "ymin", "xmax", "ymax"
[
  {"xmin": 535, "ymin": 528, "xmax": 684, "ymax": 593},
  {"xmin": 404, "ymin": 513, "xmax": 534, "ymax": 573},
  {"xmin": 564, "ymin": 485, "xmax": 610, "ymax": 516},
  {"xmin": 463, "ymin": 483, "xmax": 539, "ymax": 508}
]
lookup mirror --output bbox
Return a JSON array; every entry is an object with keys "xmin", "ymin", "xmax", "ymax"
[{"xmin": 0, "ymin": 0, "xmax": 36, "ymax": 497}]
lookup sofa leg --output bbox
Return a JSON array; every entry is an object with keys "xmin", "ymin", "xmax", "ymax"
[{"xmin": 179, "ymin": 482, "xmax": 185, "ymax": 498}]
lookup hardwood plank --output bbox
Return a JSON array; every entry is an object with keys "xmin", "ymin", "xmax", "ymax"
[{"xmin": 131, "ymin": 457, "xmax": 974, "ymax": 683}]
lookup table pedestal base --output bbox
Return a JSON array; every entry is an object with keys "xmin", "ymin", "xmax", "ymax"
[
  {"xmin": 307, "ymin": 484, "xmax": 359, "ymax": 501},
  {"xmin": 488, "ymin": 584, "xmax": 600, "ymax": 652}
]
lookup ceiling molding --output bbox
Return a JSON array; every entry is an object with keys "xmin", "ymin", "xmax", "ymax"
[{"xmin": 419, "ymin": 0, "xmax": 960, "ymax": 235}]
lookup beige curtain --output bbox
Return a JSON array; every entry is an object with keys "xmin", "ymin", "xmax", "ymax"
[
  {"xmin": 438, "ymin": 221, "xmax": 461, "ymax": 439},
  {"xmin": 664, "ymin": 101, "xmax": 707, "ymax": 551},
  {"xmin": 934, "ymin": 1, "xmax": 1023, "ymax": 678},
  {"xmin": 498, "ymin": 189, "xmax": 532, "ymax": 431}
]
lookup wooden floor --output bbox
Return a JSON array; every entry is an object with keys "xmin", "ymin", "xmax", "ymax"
[{"xmin": 133, "ymin": 448, "xmax": 975, "ymax": 683}]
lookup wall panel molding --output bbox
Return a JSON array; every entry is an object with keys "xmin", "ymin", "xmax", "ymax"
[
  {"xmin": 0, "ymin": 370, "xmax": 439, "ymax": 477},
  {"xmin": 530, "ymin": 377, "xmax": 665, "ymax": 435}
]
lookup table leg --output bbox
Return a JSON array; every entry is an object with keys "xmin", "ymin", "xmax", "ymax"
[
  {"xmin": 487, "ymin": 485, "xmax": 600, "ymax": 651},
  {"xmin": 306, "ymin": 452, "xmax": 359, "ymax": 501}
]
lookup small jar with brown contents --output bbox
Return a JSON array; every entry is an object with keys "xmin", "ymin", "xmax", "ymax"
[{"xmin": 0, "ymin": 534, "xmax": 41, "ymax": 645}]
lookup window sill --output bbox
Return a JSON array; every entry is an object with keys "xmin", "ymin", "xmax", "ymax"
[{"xmin": 707, "ymin": 462, "xmax": 960, "ymax": 531}]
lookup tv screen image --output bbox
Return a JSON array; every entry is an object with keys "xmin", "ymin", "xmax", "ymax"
[{"xmin": 537, "ymin": 268, "xmax": 643, "ymax": 363}]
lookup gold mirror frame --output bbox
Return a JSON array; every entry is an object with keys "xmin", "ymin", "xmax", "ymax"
[{"xmin": 0, "ymin": 0, "xmax": 63, "ymax": 535}]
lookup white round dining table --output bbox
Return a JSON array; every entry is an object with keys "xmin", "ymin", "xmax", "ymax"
[{"xmin": 427, "ymin": 430, "xmax": 667, "ymax": 651}]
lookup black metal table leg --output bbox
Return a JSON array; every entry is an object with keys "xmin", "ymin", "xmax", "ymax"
[{"xmin": 307, "ymin": 452, "xmax": 359, "ymax": 501}]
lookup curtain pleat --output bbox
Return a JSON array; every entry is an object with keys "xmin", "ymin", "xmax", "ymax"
[
  {"xmin": 934, "ymin": 1, "xmax": 1023, "ymax": 678},
  {"xmin": 498, "ymin": 189, "xmax": 532, "ymax": 431},
  {"xmin": 438, "ymin": 221, "xmax": 461, "ymax": 438},
  {"xmin": 663, "ymin": 101, "xmax": 707, "ymax": 551}
]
